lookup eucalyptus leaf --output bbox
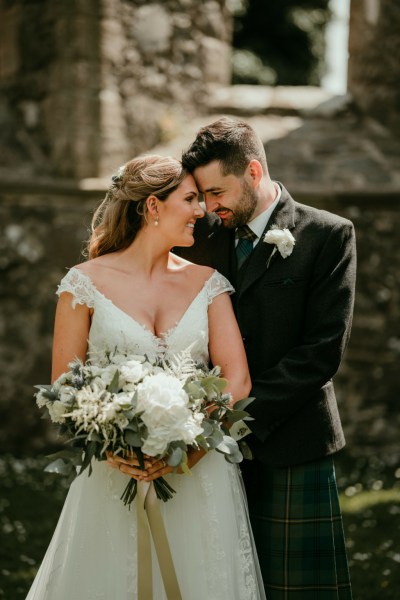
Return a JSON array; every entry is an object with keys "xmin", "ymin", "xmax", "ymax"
[
  {"xmin": 44, "ymin": 458, "xmax": 73, "ymax": 476},
  {"xmin": 239, "ymin": 440, "xmax": 254, "ymax": 461},
  {"xmin": 46, "ymin": 449, "xmax": 80, "ymax": 462},
  {"xmin": 184, "ymin": 381, "xmax": 206, "ymax": 399},
  {"xmin": 211, "ymin": 377, "xmax": 228, "ymax": 393},
  {"xmin": 169, "ymin": 440, "xmax": 187, "ymax": 451},
  {"xmin": 124, "ymin": 422, "xmax": 139, "ymax": 433},
  {"xmin": 201, "ymin": 420, "xmax": 215, "ymax": 437},
  {"xmin": 124, "ymin": 430, "xmax": 142, "ymax": 447},
  {"xmin": 107, "ymin": 369, "xmax": 120, "ymax": 393},
  {"xmin": 224, "ymin": 450, "xmax": 243, "ymax": 464},
  {"xmin": 34, "ymin": 384, "xmax": 53, "ymax": 391},
  {"xmin": 168, "ymin": 447, "xmax": 183, "ymax": 467},
  {"xmin": 180, "ymin": 460, "xmax": 192, "ymax": 476},
  {"xmin": 225, "ymin": 410, "xmax": 250, "ymax": 423},
  {"xmin": 216, "ymin": 435, "xmax": 239, "ymax": 455},
  {"xmin": 231, "ymin": 397, "xmax": 255, "ymax": 412},
  {"xmin": 208, "ymin": 428, "xmax": 224, "ymax": 447},
  {"xmin": 81, "ymin": 440, "xmax": 98, "ymax": 474},
  {"xmin": 195, "ymin": 435, "xmax": 209, "ymax": 450}
]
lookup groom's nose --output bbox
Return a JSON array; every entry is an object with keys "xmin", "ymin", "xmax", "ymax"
[{"xmin": 204, "ymin": 196, "xmax": 217, "ymax": 213}]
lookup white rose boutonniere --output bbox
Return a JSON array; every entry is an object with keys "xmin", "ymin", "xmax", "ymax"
[{"xmin": 263, "ymin": 226, "xmax": 295, "ymax": 267}]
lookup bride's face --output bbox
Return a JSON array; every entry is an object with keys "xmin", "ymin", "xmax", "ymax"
[{"xmin": 157, "ymin": 175, "xmax": 204, "ymax": 247}]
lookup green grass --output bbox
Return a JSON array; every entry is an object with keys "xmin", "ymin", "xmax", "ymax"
[
  {"xmin": 0, "ymin": 456, "xmax": 68, "ymax": 599},
  {"xmin": 1, "ymin": 451, "xmax": 399, "ymax": 599}
]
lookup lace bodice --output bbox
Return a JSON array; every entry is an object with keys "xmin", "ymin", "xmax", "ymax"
[{"xmin": 56, "ymin": 267, "xmax": 234, "ymax": 365}]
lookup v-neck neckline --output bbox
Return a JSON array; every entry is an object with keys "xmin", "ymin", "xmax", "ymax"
[{"xmin": 70, "ymin": 267, "xmax": 213, "ymax": 341}]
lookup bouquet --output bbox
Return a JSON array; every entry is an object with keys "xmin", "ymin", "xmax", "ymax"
[{"xmin": 35, "ymin": 349, "xmax": 253, "ymax": 506}]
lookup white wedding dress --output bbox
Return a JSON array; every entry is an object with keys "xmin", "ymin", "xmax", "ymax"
[{"xmin": 26, "ymin": 267, "xmax": 266, "ymax": 600}]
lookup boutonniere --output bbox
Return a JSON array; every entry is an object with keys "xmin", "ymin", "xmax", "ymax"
[{"xmin": 263, "ymin": 226, "xmax": 296, "ymax": 268}]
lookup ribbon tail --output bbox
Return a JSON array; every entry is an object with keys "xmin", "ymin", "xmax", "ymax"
[
  {"xmin": 137, "ymin": 481, "xmax": 153, "ymax": 600},
  {"xmin": 145, "ymin": 482, "xmax": 183, "ymax": 600}
]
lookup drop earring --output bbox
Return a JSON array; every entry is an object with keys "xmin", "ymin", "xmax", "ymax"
[{"xmin": 154, "ymin": 217, "xmax": 159, "ymax": 226}]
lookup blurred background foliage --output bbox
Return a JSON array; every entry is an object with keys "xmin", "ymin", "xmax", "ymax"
[{"xmin": 230, "ymin": 0, "xmax": 331, "ymax": 85}]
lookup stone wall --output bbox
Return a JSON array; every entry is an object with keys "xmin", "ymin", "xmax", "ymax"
[
  {"xmin": 0, "ymin": 0, "xmax": 232, "ymax": 179},
  {"xmin": 0, "ymin": 183, "xmax": 399, "ymax": 455},
  {"xmin": 348, "ymin": 0, "xmax": 400, "ymax": 133}
]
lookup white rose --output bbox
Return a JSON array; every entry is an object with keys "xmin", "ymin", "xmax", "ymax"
[
  {"xmin": 48, "ymin": 400, "xmax": 67, "ymax": 424},
  {"xmin": 120, "ymin": 360, "xmax": 148, "ymax": 384},
  {"xmin": 142, "ymin": 435, "xmax": 169, "ymax": 456},
  {"xmin": 136, "ymin": 373, "xmax": 202, "ymax": 456},
  {"xmin": 263, "ymin": 227, "xmax": 295, "ymax": 259},
  {"xmin": 113, "ymin": 392, "xmax": 134, "ymax": 410}
]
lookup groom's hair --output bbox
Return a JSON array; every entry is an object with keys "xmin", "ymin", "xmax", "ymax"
[{"xmin": 182, "ymin": 117, "xmax": 268, "ymax": 176}]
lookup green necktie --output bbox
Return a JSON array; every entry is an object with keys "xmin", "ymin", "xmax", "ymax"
[{"xmin": 236, "ymin": 225, "xmax": 257, "ymax": 269}]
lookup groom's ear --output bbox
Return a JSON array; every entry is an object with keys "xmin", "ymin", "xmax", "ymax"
[{"xmin": 246, "ymin": 160, "xmax": 263, "ymax": 188}]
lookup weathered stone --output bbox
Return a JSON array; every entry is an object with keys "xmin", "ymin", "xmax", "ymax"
[
  {"xmin": 200, "ymin": 37, "xmax": 231, "ymax": 85},
  {"xmin": 0, "ymin": 0, "xmax": 232, "ymax": 179},
  {"xmin": 348, "ymin": 0, "xmax": 400, "ymax": 133},
  {"xmin": 133, "ymin": 4, "xmax": 172, "ymax": 54}
]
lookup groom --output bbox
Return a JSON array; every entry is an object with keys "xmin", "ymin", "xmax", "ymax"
[{"xmin": 177, "ymin": 117, "xmax": 355, "ymax": 598}]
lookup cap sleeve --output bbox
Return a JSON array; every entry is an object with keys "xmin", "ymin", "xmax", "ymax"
[
  {"xmin": 205, "ymin": 270, "xmax": 235, "ymax": 305},
  {"xmin": 56, "ymin": 267, "xmax": 96, "ymax": 309}
]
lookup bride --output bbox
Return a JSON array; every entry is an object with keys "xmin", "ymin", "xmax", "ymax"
[{"xmin": 26, "ymin": 155, "xmax": 266, "ymax": 600}]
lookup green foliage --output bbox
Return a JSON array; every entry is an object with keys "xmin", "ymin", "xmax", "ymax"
[{"xmin": 232, "ymin": 0, "xmax": 331, "ymax": 85}]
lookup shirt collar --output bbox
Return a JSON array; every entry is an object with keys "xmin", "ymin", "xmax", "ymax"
[{"xmin": 246, "ymin": 182, "xmax": 281, "ymax": 241}]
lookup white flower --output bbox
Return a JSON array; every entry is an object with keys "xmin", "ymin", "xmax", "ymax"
[
  {"xmin": 263, "ymin": 226, "xmax": 295, "ymax": 265},
  {"xmin": 120, "ymin": 359, "xmax": 149, "ymax": 384},
  {"xmin": 36, "ymin": 389, "xmax": 49, "ymax": 409},
  {"xmin": 59, "ymin": 386, "xmax": 76, "ymax": 405},
  {"xmin": 113, "ymin": 392, "xmax": 134, "ymax": 410},
  {"xmin": 91, "ymin": 376, "xmax": 107, "ymax": 391},
  {"xmin": 53, "ymin": 372, "xmax": 70, "ymax": 388},
  {"xmin": 136, "ymin": 373, "xmax": 203, "ymax": 456},
  {"xmin": 48, "ymin": 400, "xmax": 67, "ymax": 424}
]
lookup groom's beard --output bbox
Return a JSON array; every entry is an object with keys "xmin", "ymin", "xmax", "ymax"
[{"xmin": 215, "ymin": 179, "xmax": 257, "ymax": 229}]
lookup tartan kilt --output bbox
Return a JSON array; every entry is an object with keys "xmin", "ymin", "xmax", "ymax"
[{"xmin": 241, "ymin": 456, "xmax": 352, "ymax": 599}]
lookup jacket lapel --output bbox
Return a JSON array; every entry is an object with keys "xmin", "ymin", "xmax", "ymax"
[{"xmin": 238, "ymin": 185, "xmax": 297, "ymax": 298}]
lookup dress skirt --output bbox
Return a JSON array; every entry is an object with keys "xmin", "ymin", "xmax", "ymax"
[{"xmin": 26, "ymin": 451, "xmax": 265, "ymax": 600}]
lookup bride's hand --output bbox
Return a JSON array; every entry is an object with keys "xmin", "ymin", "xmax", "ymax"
[
  {"xmin": 142, "ymin": 447, "xmax": 207, "ymax": 482},
  {"xmin": 106, "ymin": 451, "xmax": 153, "ymax": 481}
]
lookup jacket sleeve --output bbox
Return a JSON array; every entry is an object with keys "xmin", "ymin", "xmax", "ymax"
[{"xmin": 247, "ymin": 220, "xmax": 357, "ymax": 442}]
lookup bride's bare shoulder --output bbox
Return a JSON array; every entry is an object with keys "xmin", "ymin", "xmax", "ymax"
[
  {"xmin": 169, "ymin": 254, "xmax": 214, "ymax": 283},
  {"xmin": 71, "ymin": 255, "xmax": 114, "ymax": 277}
]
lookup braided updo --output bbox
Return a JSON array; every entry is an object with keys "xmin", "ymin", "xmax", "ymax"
[{"xmin": 87, "ymin": 155, "xmax": 187, "ymax": 259}]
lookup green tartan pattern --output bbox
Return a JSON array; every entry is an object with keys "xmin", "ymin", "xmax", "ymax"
[{"xmin": 242, "ymin": 456, "xmax": 352, "ymax": 599}]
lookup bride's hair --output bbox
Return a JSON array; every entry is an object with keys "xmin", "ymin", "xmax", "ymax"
[{"xmin": 87, "ymin": 154, "xmax": 187, "ymax": 258}]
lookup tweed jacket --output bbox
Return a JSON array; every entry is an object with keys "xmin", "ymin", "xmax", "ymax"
[{"xmin": 175, "ymin": 185, "xmax": 356, "ymax": 467}]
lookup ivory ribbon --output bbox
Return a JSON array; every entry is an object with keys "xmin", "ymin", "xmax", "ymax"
[{"xmin": 136, "ymin": 480, "xmax": 182, "ymax": 600}]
